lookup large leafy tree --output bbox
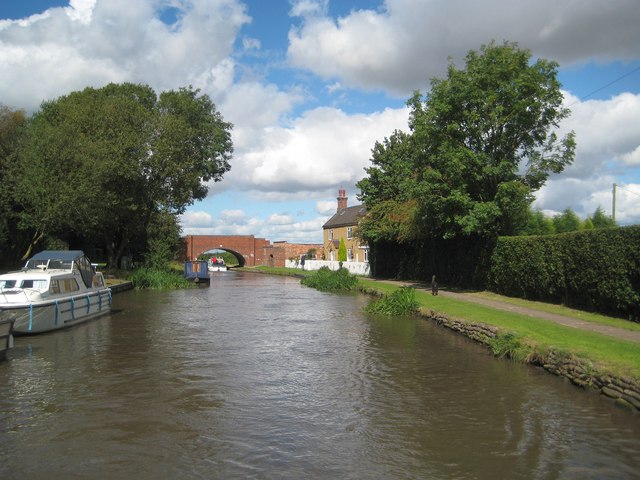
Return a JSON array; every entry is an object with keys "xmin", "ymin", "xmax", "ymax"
[
  {"xmin": 358, "ymin": 41, "xmax": 575, "ymax": 242},
  {"xmin": 12, "ymin": 83, "xmax": 232, "ymax": 265},
  {"xmin": 0, "ymin": 105, "xmax": 28, "ymax": 263}
]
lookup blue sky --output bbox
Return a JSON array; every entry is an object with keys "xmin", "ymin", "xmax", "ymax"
[{"xmin": 1, "ymin": 0, "xmax": 639, "ymax": 243}]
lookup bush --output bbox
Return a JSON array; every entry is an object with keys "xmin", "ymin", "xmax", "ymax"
[
  {"xmin": 301, "ymin": 266, "xmax": 358, "ymax": 292},
  {"xmin": 131, "ymin": 267, "xmax": 194, "ymax": 289},
  {"xmin": 365, "ymin": 286, "xmax": 420, "ymax": 316}
]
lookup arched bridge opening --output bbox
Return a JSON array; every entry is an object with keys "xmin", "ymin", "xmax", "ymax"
[{"xmin": 201, "ymin": 248, "xmax": 246, "ymax": 268}]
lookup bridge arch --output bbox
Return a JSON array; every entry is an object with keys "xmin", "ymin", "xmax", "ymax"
[{"xmin": 201, "ymin": 247, "xmax": 246, "ymax": 267}]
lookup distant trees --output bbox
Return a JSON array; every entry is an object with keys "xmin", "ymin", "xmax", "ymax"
[
  {"xmin": 2, "ymin": 83, "xmax": 232, "ymax": 267},
  {"xmin": 519, "ymin": 206, "xmax": 616, "ymax": 236},
  {"xmin": 553, "ymin": 208, "xmax": 582, "ymax": 233}
]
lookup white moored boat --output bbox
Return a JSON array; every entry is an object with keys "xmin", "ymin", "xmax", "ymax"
[
  {"xmin": 0, "ymin": 250, "xmax": 112, "ymax": 335},
  {"xmin": 0, "ymin": 318, "xmax": 14, "ymax": 360},
  {"xmin": 208, "ymin": 257, "xmax": 227, "ymax": 272}
]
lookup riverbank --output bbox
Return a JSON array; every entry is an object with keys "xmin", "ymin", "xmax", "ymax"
[{"xmin": 242, "ymin": 266, "xmax": 640, "ymax": 412}]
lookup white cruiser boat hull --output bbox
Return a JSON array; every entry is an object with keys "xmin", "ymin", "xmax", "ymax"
[{"xmin": 0, "ymin": 251, "xmax": 111, "ymax": 335}]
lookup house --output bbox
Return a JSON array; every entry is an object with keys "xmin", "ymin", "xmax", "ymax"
[{"xmin": 322, "ymin": 189, "xmax": 368, "ymax": 263}]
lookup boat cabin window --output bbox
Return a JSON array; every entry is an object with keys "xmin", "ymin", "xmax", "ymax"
[
  {"xmin": 0, "ymin": 279, "xmax": 17, "ymax": 288},
  {"xmin": 92, "ymin": 275, "xmax": 105, "ymax": 288},
  {"xmin": 20, "ymin": 279, "xmax": 48, "ymax": 289},
  {"xmin": 50, "ymin": 279, "xmax": 80, "ymax": 294}
]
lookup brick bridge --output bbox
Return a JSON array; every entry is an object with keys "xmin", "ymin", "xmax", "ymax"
[{"xmin": 183, "ymin": 235, "xmax": 271, "ymax": 267}]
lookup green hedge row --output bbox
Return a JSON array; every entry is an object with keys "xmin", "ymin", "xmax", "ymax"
[{"xmin": 487, "ymin": 226, "xmax": 640, "ymax": 319}]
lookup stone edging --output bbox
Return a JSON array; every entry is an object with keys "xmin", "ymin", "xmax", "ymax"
[{"xmin": 424, "ymin": 309, "xmax": 640, "ymax": 413}]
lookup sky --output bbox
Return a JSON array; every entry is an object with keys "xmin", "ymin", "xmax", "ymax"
[{"xmin": 1, "ymin": 0, "xmax": 639, "ymax": 244}]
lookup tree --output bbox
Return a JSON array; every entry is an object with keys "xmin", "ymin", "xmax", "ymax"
[
  {"xmin": 0, "ymin": 105, "xmax": 28, "ymax": 263},
  {"xmin": 590, "ymin": 206, "xmax": 616, "ymax": 229},
  {"xmin": 358, "ymin": 41, "xmax": 575, "ymax": 242},
  {"xmin": 357, "ymin": 130, "xmax": 422, "ymax": 243},
  {"xmin": 338, "ymin": 238, "xmax": 347, "ymax": 263},
  {"xmin": 520, "ymin": 208, "xmax": 556, "ymax": 236},
  {"xmin": 553, "ymin": 208, "xmax": 581, "ymax": 233},
  {"xmin": 143, "ymin": 209, "xmax": 183, "ymax": 270},
  {"xmin": 13, "ymin": 83, "xmax": 232, "ymax": 265}
]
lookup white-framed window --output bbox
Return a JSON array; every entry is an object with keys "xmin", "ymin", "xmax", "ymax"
[
  {"xmin": 347, "ymin": 226, "xmax": 353, "ymax": 239},
  {"xmin": 347, "ymin": 248, "xmax": 353, "ymax": 261},
  {"xmin": 329, "ymin": 229, "xmax": 334, "ymax": 240}
]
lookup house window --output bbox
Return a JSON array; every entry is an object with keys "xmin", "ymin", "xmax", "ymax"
[
  {"xmin": 347, "ymin": 248, "xmax": 353, "ymax": 261},
  {"xmin": 363, "ymin": 248, "xmax": 369, "ymax": 262},
  {"xmin": 329, "ymin": 229, "xmax": 334, "ymax": 240},
  {"xmin": 347, "ymin": 226, "xmax": 353, "ymax": 239}
]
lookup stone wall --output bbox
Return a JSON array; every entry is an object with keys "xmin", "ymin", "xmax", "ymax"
[{"xmin": 424, "ymin": 309, "xmax": 640, "ymax": 412}]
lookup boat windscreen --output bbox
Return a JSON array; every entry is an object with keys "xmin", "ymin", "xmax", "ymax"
[{"xmin": 75, "ymin": 255, "xmax": 94, "ymax": 288}]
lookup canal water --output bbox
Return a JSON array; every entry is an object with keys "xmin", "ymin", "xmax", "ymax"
[{"xmin": 0, "ymin": 272, "xmax": 638, "ymax": 479}]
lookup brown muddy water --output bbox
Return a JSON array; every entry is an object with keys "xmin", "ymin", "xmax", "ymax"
[{"xmin": 1, "ymin": 272, "xmax": 638, "ymax": 479}]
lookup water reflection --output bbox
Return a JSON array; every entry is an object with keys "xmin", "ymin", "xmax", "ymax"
[{"xmin": 0, "ymin": 272, "xmax": 638, "ymax": 479}]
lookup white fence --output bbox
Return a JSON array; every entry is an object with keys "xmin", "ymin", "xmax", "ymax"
[{"xmin": 285, "ymin": 259, "xmax": 370, "ymax": 276}]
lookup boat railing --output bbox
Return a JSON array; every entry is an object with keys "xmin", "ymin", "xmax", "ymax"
[{"xmin": 0, "ymin": 287, "xmax": 112, "ymax": 312}]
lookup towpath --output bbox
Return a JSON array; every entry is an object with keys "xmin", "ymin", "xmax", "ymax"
[{"xmin": 375, "ymin": 279, "xmax": 640, "ymax": 344}]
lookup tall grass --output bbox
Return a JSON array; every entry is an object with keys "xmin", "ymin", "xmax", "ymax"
[
  {"xmin": 365, "ymin": 287, "xmax": 420, "ymax": 316},
  {"xmin": 301, "ymin": 266, "xmax": 358, "ymax": 292},
  {"xmin": 131, "ymin": 267, "xmax": 194, "ymax": 289}
]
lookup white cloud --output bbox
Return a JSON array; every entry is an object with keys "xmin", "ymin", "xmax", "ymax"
[
  {"xmin": 267, "ymin": 213, "xmax": 294, "ymax": 225},
  {"xmin": 242, "ymin": 36, "xmax": 261, "ymax": 51},
  {"xmin": 236, "ymin": 106, "xmax": 409, "ymax": 192},
  {"xmin": 316, "ymin": 200, "xmax": 337, "ymax": 215},
  {"xmin": 558, "ymin": 92, "xmax": 640, "ymax": 178},
  {"xmin": 180, "ymin": 211, "xmax": 215, "ymax": 228},
  {"xmin": 0, "ymin": 0, "xmax": 249, "ymax": 111},
  {"xmin": 621, "ymin": 145, "xmax": 640, "ymax": 166},
  {"xmin": 287, "ymin": 0, "xmax": 640, "ymax": 95},
  {"xmin": 66, "ymin": 0, "xmax": 96, "ymax": 24},
  {"xmin": 290, "ymin": 0, "xmax": 329, "ymax": 18}
]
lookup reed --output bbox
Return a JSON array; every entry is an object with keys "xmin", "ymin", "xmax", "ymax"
[
  {"xmin": 301, "ymin": 266, "xmax": 358, "ymax": 292},
  {"xmin": 131, "ymin": 267, "xmax": 194, "ymax": 289},
  {"xmin": 365, "ymin": 286, "xmax": 420, "ymax": 316}
]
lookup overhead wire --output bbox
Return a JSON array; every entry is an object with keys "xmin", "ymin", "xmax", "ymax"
[{"xmin": 567, "ymin": 64, "xmax": 640, "ymax": 107}]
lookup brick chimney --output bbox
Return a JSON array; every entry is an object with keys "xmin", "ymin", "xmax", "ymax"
[{"xmin": 337, "ymin": 188, "xmax": 348, "ymax": 211}]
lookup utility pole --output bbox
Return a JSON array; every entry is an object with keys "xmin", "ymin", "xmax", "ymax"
[{"xmin": 612, "ymin": 183, "xmax": 617, "ymax": 223}]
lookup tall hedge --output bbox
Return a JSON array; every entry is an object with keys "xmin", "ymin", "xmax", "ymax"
[
  {"xmin": 368, "ymin": 236, "xmax": 494, "ymax": 289},
  {"xmin": 487, "ymin": 226, "xmax": 640, "ymax": 319}
]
